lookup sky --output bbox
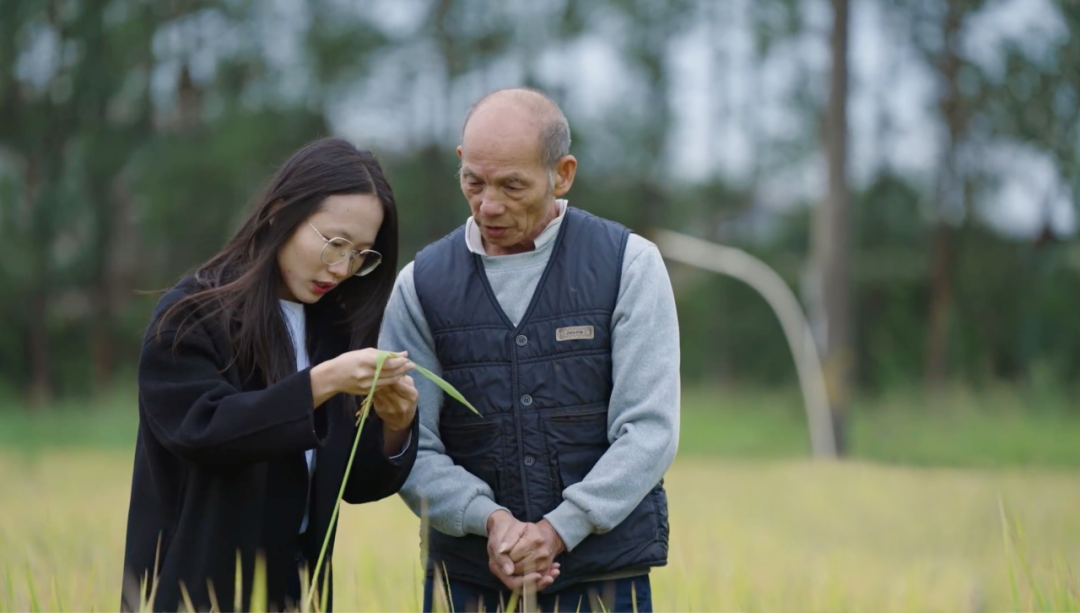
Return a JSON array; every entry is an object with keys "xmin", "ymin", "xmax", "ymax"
[
  {"xmin": 10, "ymin": 0, "xmax": 1075, "ymax": 240},
  {"xmin": 332, "ymin": 0, "xmax": 1074, "ymax": 240}
]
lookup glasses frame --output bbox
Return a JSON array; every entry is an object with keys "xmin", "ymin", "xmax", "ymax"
[{"xmin": 308, "ymin": 223, "xmax": 382, "ymax": 277}]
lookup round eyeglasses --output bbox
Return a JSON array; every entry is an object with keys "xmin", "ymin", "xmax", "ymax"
[{"xmin": 308, "ymin": 223, "xmax": 382, "ymax": 277}]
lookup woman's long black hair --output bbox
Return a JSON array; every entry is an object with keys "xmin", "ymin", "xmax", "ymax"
[{"xmin": 154, "ymin": 137, "xmax": 399, "ymax": 386}]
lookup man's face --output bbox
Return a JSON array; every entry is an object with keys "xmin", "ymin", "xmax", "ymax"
[{"xmin": 457, "ymin": 106, "xmax": 573, "ymax": 255}]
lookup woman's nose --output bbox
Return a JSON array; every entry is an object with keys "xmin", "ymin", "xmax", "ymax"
[{"xmin": 328, "ymin": 258, "xmax": 352, "ymax": 278}]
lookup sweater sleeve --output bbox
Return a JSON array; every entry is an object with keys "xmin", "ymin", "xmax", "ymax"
[
  {"xmin": 379, "ymin": 262, "xmax": 510, "ymax": 537},
  {"xmin": 137, "ymin": 323, "xmax": 323, "ymax": 466},
  {"xmin": 543, "ymin": 235, "xmax": 681, "ymax": 551}
]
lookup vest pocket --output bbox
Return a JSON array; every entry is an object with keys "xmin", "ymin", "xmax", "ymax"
[
  {"xmin": 439, "ymin": 421, "xmax": 502, "ymax": 495},
  {"xmin": 543, "ymin": 407, "xmax": 609, "ymax": 489}
]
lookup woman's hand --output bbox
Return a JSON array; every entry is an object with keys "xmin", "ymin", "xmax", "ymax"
[
  {"xmin": 372, "ymin": 375, "xmax": 418, "ymax": 430},
  {"xmin": 372, "ymin": 375, "xmax": 419, "ymax": 455},
  {"xmin": 310, "ymin": 349, "xmax": 413, "ymax": 408}
]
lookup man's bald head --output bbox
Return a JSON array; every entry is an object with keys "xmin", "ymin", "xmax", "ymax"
[{"xmin": 461, "ymin": 87, "xmax": 571, "ymax": 170}]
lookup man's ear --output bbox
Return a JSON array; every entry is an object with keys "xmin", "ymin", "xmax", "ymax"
[{"xmin": 553, "ymin": 155, "xmax": 577, "ymax": 197}]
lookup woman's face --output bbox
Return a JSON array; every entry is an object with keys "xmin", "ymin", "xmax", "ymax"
[{"xmin": 276, "ymin": 193, "xmax": 384, "ymax": 303}]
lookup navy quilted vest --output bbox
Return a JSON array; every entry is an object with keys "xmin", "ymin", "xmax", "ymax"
[{"xmin": 413, "ymin": 207, "xmax": 669, "ymax": 591}]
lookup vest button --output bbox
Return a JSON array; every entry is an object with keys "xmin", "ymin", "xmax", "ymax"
[
  {"xmin": 524, "ymin": 455, "xmax": 536, "ymax": 467},
  {"xmin": 515, "ymin": 335, "xmax": 528, "ymax": 347},
  {"xmin": 520, "ymin": 394, "xmax": 533, "ymax": 406}
]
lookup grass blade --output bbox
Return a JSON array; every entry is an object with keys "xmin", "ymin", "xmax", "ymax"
[
  {"xmin": 394, "ymin": 356, "xmax": 481, "ymax": 417},
  {"xmin": 3, "ymin": 563, "xmax": 14, "ymax": 613},
  {"xmin": 250, "ymin": 554, "xmax": 267, "ymax": 613},
  {"xmin": 441, "ymin": 561, "xmax": 454, "ymax": 613},
  {"xmin": 306, "ymin": 351, "xmax": 388, "ymax": 610},
  {"xmin": 999, "ymin": 498, "xmax": 1022, "ymax": 610},
  {"xmin": 25, "ymin": 564, "xmax": 39, "ymax": 613},
  {"xmin": 207, "ymin": 579, "xmax": 221, "ymax": 613},
  {"xmin": 1013, "ymin": 509, "xmax": 1050, "ymax": 610},
  {"xmin": 504, "ymin": 589, "xmax": 519, "ymax": 613},
  {"xmin": 319, "ymin": 559, "xmax": 331, "ymax": 613},
  {"xmin": 179, "ymin": 581, "xmax": 195, "ymax": 613},
  {"xmin": 234, "ymin": 551, "xmax": 243, "ymax": 613},
  {"xmin": 51, "ymin": 575, "xmax": 63, "ymax": 613}
]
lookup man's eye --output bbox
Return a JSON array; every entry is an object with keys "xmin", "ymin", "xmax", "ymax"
[{"xmin": 328, "ymin": 239, "xmax": 350, "ymax": 249}]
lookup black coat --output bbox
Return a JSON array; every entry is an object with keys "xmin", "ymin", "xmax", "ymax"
[{"xmin": 120, "ymin": 278, "xmax": 418, "ymax": 612}]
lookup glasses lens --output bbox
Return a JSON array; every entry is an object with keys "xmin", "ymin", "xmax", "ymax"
[
  {"xmin": 353, "ymin": 251, "xmax": 382, "ymax": 277},
  {"xmin": 320, "ymin": 239, "xmax": 352, "ymax": 266}
]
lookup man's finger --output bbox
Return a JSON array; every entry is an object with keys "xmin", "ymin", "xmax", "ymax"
[
  {"xmin": 497, "ymin": 523, "xmax": 527, "ymax": 575},
  {"xmin": 507, "ymin": 525, "xmax": 543, "ymax": 562},
  {"xmin": 499, "ymin": 522, "xmax": 527, "ymax": 555},
  {"xmin": 488, "ymin": 558, "xmax": 538, "ymax": 592},
  {"xmin": 488, "ymin": 521, "xmax": 524, "ymax": 576},
  {"xmin": 489, "ymin": 559, "xmax": 517, "ymax": 591}
]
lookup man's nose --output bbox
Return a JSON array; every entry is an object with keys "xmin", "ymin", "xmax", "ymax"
[{"xmin": 478, "ymin": 191, "xmax": 506, "ymax": 217}]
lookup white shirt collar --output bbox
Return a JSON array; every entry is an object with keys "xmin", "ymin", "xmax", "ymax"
[{"xmin": 465, "ymin": 199, "xmax": 568, "ymax": 256}]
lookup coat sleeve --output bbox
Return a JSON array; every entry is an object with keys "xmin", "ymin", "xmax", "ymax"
[
  {"xmin": 137, "ymin": 324, "xmax": 326, "ymax": 466},
  {"xmin": 341, "ymin": 409, "xmax": 420, "ymax": 504}
]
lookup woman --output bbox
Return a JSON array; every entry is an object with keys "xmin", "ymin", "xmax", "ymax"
[{"xmin": 120, "ymin": 137, "xmax": 418, "ymax": 612}]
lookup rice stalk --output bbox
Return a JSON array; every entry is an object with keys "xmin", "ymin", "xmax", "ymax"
[
  {"xmin": 50, "ymin": 575, "xmax": 63, "ymax": 612},
  {"xmin": 306, "ymin": 350, "xmax": 482, "ymax": 611},
  {"xmin": 25, "ymin": 563, "xmax": 39, "ymax": 613},
  {"xmin": 179, "ymin": 580, "xmax": 195, "ymax": 613},
  {"xmin": 386, "ymin": 352, "xmax": 481, "ymax": 417},
  {"xmin": 249, "ymin": 554, "xmax": 267, "ymax": 613},
  {"xmin": 304, "ymin": 348, "xmax": 383, "ymax": 612},
  {"xmin": 3, "ymin": 562, "xmax": 13, "ymax": 613},
  {"xmin": 441, "ymin": 561, "xmax": 454, "ymax": 613},
  {"xmin": 504, "ymin": 589, "xmax": 519, "ymax": 613},
  {"xmin": 318, "ymin": 558, "xmax": 330, "ymax": 613},
  {"xmin": 234, "ymin": 550, "xmax": 243, "ymax": 612},
  {"xmin": 999, "ymin": 498, "xmax": 1023, "ymax": 610},
  {"xmin": 206, "ymin": 579, "xmax": 221, "ymax": 613}
]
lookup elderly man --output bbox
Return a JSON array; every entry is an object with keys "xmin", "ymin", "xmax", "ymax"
[{"xmin": 378, "ymin": 87, "xmax": 680, "ymax": 613}]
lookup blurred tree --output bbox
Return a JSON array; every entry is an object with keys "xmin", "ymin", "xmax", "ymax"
[{"xmin": 807, "ymin": 0, "xmax": 852, "ymax": 454}]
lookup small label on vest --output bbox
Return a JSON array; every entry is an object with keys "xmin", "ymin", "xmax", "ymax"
[{"xmin": 555, "ymin": 325, "xmax": 594, "ymax": 341}]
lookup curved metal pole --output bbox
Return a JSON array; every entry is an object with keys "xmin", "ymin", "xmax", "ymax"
[{"xmin": 651, "ymin": 229, "xmax": 838, "ymax": 459}]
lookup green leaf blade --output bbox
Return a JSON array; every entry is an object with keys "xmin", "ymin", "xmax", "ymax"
[{"xmin": 409, "ymin": 362, "xmax": 482, "ymax": 417}]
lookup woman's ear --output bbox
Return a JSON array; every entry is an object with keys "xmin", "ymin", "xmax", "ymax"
[{"xmin": 267, "ymin": 199, "xmax": 286, "ymax": 226}]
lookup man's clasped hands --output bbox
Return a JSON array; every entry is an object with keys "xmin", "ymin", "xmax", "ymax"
[{"xmin": 486, "ymin": 509, "xmax": 565, "ymax": 591}]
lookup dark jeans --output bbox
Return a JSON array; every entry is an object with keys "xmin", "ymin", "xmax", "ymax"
[{"xmin": 422, "ymin": 575, "xmax": 652, "ymax": 613}]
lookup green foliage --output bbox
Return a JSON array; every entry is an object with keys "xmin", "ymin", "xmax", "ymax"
[{"xmin": 0, "ymin": 0, "xmax": 1078, "ymax": 405}]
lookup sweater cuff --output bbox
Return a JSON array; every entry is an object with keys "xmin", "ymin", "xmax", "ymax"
[
  {"xmin": 463, "ymin": 496, "xmax": 507, "ymax": 537},
  {"xmin": 544, "ymin": 500, "xmax": 594, "ymax": 552}
]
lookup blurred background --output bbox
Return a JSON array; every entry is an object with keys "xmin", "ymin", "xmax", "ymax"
[{"xmin": 1, "ymin": 0, "xmax": 1079, "ymax": 611}]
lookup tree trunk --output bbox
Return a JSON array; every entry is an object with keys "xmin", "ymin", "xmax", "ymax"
[
  {"xmin": 809, "ymin": 0, "xmax": 851, "ymax": 455},
  {"xmin": 90, "ymin": 175, "xmax": 116, "ymax": 394},
  {"xmin": 21, "ymin": 153, "xmax": 52, "ymax": 408},
  {"xmin": 925, "ymin": 0, "xmax": 966, "ymax": 388},
  {"xmin": 27, "ymin": 289, "xmax": 51, "ymax": 408},
  {"xmin": 925, "ymin": 224, "xmax": 954, "ymax": 385}
]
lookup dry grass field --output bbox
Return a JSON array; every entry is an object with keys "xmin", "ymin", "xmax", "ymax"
[{"xmin": 2, "ymin": 450, "xmax": 1079, "ymax": 612}]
